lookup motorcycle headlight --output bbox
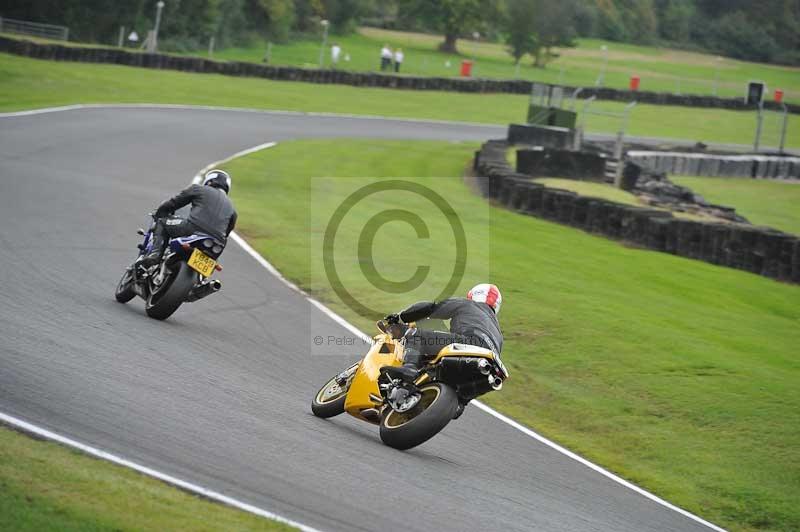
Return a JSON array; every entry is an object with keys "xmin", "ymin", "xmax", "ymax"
[
  {"xmin": 203, "ymin": 239, "xmax": 213, "ymax": 248},
  {"xmin": 212, "ymin": 245, "xmax": 223, "ymax": 254}
]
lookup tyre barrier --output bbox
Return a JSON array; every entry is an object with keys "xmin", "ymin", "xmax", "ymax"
[
  {"xmin": 474, "ymin": 139, "xmax": 800, "ymax": 284},
  {"xmin": 1, "ymin": 35, "xmax": 796, "ymax": 113},
  {"xmin": 516, "ymin": 147, "xmax": 608, "ymax": 181},
  {"xmin": 627, "ymin": 151, "xmax": 800, "ymax": 179}
]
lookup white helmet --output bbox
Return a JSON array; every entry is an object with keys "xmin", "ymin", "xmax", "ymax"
[
  {"xmin": 467, "ymin": 283, "xmax": 502, "ymax": 314},
  {"xmin": 202, "ymin": 169, "xmax": 232, "ymax": 194}
]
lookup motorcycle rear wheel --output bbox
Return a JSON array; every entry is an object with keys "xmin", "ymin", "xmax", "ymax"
[
  {"xmin": 311, "ymin": 363, "xmax": 358, "ymax": 418},
  {"xmin": 114, "ymin": 267, "xmax": 136, "ymax": 303},
  {"xmin": 379, "ymin": 382, "xmax": 458, "ymax": 450},
  {"xmin": 145, "ymin": 262, "xmax": 196, "ymax": 320}
]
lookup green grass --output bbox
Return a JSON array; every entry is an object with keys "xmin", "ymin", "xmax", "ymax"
[
  {"xmin": 210, "ymin": 27, "xmax": 800, "ymax": 101},
  {"xmin": 0, "ymin": 426, "xmax": 294, "ymax": 531},
  {"xmin": 1, "ymin": 52, "xmax": 798, "ymax": 149},
  {"xmin": 532, "ymin": 178, "xmax": 643, "ymax": 205},
  {"xmin": 672, "ymin": 176, "xmax": 800, "ymax": 235},
  {"xmin": 7, "ymin": 26, "xmax": 799, "ymax": 100},
  {"xmin": 224, "ymin": 138, "xmax": 800, "ymax": 532}
]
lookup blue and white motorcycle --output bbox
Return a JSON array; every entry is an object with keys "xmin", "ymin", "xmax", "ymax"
[{"xmin": 115, "ymin": 216, "xmax": 226, "ymax": 320}]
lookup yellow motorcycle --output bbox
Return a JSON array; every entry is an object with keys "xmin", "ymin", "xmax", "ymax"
[{"xmin": 311, "ymin": 320, "xmax": 509, "ymax": 450}]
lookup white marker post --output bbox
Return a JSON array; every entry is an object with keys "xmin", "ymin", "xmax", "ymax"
[
  {"xmin": 318, "ymin": 19, "xmax": 329, "ymax": 69},
  {"xmin": 148, "ymin": 1, "xmax": 165, "ymax": 53}
]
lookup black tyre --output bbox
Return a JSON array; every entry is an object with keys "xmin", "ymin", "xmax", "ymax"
[
  {"xmin": 379, "ymin": 383, "xmax": 458, "ymax": 450},
  {"xmin": 145, "ymin": 262, "xmax": 196, "ymax": 320},
  {"xmin": 311, "ymin": 363, "xmax": 359, "ymax": 418},
  {"xmin": 115, "ymin": 267, "xmax": 136, "ymax": 303}
]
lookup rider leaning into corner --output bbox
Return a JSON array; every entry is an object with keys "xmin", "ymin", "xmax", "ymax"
[
  {"xmin": 141, "ymin": 169, "xmax": 238, "ymax": 265},
  {"xmin": 382, "ymin": 283, "xmax": 504, "ymax": 384}
]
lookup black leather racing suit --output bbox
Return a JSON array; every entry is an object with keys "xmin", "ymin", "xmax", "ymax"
[
  {"xmin": 398, "ymin": 298, "xmax": 503, "ymax": 367},
  {"xmin": 147, "ymin": 184, "xmax": 237, "ymax": 260}
]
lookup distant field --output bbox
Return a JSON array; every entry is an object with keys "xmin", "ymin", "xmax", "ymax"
[
  {"xmin": 226, "ymin": 138, "xmax": 800, "ymax": 532},
  {"xmin": 673, "ymin": 176, "xmax": 800, "ymax": 235},
  {"xmin": 208, "ymin": 27, "xmax": 800, "ymax": 100},
  {"xmin": 1, "ymin": 52, "xmax": 797, "ymax": 149}
]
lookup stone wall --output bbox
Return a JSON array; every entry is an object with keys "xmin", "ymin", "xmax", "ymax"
[
  {"xmin": 2, "ymin": 35, "xmax": 797, "ymax": 114},
  {"xmin": 473, "ymin": 139, "xmax": 800, "ymax": 284}
]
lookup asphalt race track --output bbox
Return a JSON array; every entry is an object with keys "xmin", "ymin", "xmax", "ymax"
[{"xmin": 0, "ymin": 107, "xmax": 718, "ymax": 532}]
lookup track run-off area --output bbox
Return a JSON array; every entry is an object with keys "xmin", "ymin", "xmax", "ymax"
[{"xmin": 0, "ymin": 105, "xmax": 723, "ymax": 532}]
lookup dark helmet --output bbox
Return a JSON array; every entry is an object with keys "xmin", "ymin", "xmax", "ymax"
[{"xmin": 202, "ymin": 169, "xmax": 232, "ymax": 194}]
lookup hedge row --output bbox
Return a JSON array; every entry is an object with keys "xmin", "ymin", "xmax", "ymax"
[
  {"xmin": 473, "ymin": 139, "xmax": 800, "ymax": 284},
  {"xmin": 1, "ymin": 36, "xmax": 795, "ymax": 114}
]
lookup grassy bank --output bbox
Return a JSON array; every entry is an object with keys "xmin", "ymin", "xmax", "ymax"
[
  {"xmin": 672, "ymin": 176, "xmax": 800, "ymax": 235},
  {"xmin": 225, "ymin": 138, "xmax": 800, "ymax": 532},
  {"xmin": 27, "ymin": 24, "xmax": 797, "ymax": 100},
  {"xmin": 1, "ymin": 52, "xmax": 797, "ymax": 149},
  {"xmin": 211, "ymin": 27, "xmax": 800, "ymax": 100},
  {"xmin": 0, "ymin": 425, "xmax": 293, "ymax": 531}
]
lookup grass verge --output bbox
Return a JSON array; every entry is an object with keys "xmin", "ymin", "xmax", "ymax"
[
  {"xmin": 672, "ymin": 176, "xmax": 800, "ymax": 235},
  {"xmin": 0, "ymin": 425, "xmax": 294, "ymax": 531},
  {"xmin": 530, "ymin": 178, "xmax": 642, "ymax": 206},
  {"xmin": 225, "ymin": 138, "xmax": 800, "ymax": 532},
  {"xmin": 17, "ymin": 26, "xmax": 799, "ymax": 100},
  {"xmin": 0, "ymin": 52, "xmax": 798, "ymax": 149}
]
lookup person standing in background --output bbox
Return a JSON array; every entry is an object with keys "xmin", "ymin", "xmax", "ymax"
[
  {"xmin": 380, "ymin": 44, "xmax": 392, "ymax": 71},
  {"xmin": 394, "ymin": 48, "xmax": 404, "ymax": 72},
  {"xmin": 331, "ymin": 43, "xmax": 342, "ymax": 68}
]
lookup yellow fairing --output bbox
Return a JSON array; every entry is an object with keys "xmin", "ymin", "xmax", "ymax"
[
  {"xmin": 430, "ymin": 343, "xmax": 497, "ymax": 363},
  {"xmin": 344, "ymin": 334, "xmax": 403, "ymax": 419}
]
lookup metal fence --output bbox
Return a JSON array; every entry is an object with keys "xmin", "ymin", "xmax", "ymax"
[{"xmin": 0, "ymin": 17, "xmax": 69, "ymax": 41}]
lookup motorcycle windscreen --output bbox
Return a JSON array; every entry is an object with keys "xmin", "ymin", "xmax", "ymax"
[{"xmin": 344, "ymin": 340, "xmax": 401, "ymax": 417}]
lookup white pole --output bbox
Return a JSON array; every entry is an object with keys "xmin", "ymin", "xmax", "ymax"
[
  {"xmin": 779, "ymin": 103, "xmax": 789, "ymax": 154},
  {"xmin": 596, "ymin": 45, "xmax": 608, "ymax": 87},
  {"xmin": 754, "ymin": 100, "xmax": 764, "ymax": 152},
  {"xmin": 152, "ymin": 1, "xmax": 165, "ymax": 52},
  {"xmin": 208, "ymin": 35, "xmax": 215, "ymax": 58},
  {"xmin": 118, "ymin": 26, "xmax": 125, "ymax": 47},
  {"xmin": 318, "ymin": 20, "xmax": 329, "ymax": 68}
]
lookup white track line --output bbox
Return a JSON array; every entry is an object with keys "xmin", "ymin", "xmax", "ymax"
[
  {"xmin": 220, "ymin": 143, "xmax": 726, "ymax": 532},
  {"xmin": 0, "ymin": 412, "xmax": 322, "ymax": 532},
  {"xmin": 0, "ymin": 103, "xmax": 502, "ymax": 129},
  {"xmin": 0, "ymin": 107, "xmax": 726, "ymax": 532}
]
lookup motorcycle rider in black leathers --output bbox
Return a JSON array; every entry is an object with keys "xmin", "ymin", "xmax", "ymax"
[
  {"xmin": 382, "ymin": 283, "xmax": 504, "ymax": 383},
  {"xmin": 141, "ymin": 169, "xmax": 237, "ymax": 266}
]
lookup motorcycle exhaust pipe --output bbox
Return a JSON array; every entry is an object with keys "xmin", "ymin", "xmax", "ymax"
[
  {"xmin": 477, "ymin": 358, "xmax": 491, "ymax": 375},
  {"xmin": 488, "ymin": 374, "xmax": 503, "ymax": 391},
  {"xmin": 186, "ymin": 279, "xmax": 221, "ymax": 302}
]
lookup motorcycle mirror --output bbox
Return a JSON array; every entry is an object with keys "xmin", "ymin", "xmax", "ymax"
[{"xmin": 137, "ymin": 228, "xmax": 145, "ymax": 236}]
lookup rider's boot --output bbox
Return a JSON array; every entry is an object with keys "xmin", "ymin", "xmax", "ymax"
[
  {"xmin": 141, "ymin": 233, "xmax": 166, "ymax": 266},
  {"xmin": 381, "ymin": 348, "xmax": 424, "ymax": 383}
]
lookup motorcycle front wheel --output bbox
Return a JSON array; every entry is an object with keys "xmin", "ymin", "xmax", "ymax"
[
  {"xmin": 379, "ymin": 382, "xmax": 458, "ymax": 450},
  {"xmin": 311, "ymin": 363, "xmax": 359, "ymax": 418},
  {"xmin": 114, "ymin": 267, "xmax": 136, "ymax": 303},
  {"xmin": 145, "ymin": 262, "xmax": 196, "ymax": 320}
]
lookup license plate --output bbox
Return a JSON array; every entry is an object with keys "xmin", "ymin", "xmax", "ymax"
[{"xmin": 187, "ymin": 248, "xmax": 216, "ymax": 277}]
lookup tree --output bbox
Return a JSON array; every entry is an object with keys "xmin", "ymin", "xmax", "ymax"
[
  {"xmin": 397, "ymin": 0, "xmax": 496, "ymax": 53},
  {"xmin": 505, "ymin": 0, "xmax": 538, "ymax": 65},
  {"xmin": 533, "ymin": 0, "xmax": 577, "ymax": 66},
  {"xmin": 656, "ymin": 0, "xmax": 695, "ymax": 43}
]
